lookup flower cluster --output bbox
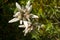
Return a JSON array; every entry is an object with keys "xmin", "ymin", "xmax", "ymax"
[{"xmin": 8, "ymin": 0, "xmax": 40, "ymax": 36}]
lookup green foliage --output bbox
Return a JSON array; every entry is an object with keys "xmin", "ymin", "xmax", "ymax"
[{"xmin": 0, "ymin": 0, "xmax": 60, "ymax": 40}]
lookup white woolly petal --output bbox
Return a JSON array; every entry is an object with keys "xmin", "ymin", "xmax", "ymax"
[
  {"xmin": 13, "ymin": 12, "xmax": 20, "ymax": 17},
  {"xmin": 27, "ymin": 18, "xmax": 30, "ymax": 21},
  {"xmin": 25, "ymin": 0, "xmax": 30, "ymax": 9},
  {"xmin": 18, "ymin": 25, "xmax": 25, "ymax": 28},
  {"xmin": 24, "ymin": 28, "xmax": 29, "ymax": 36},
  {"xmin": 27, "ymin": 0, "xmax": 30, "ymax": 5},
  {"xmin": 31, "ymin": 14, "xmax": 39, "ymax": 18},
  {"xmin": 20, "ymin": 20, "xmax": 23, "ymax": 24},
  {"xmin": 27, "ymin": 5, "xmax": 32, "ymax": 12},
  {"xmin": 23, "ymin": 21, "xmax": 29, "ymax": 28},
  {"xmin": 8, "ymin": 18, "xmax": 19, "ymax": 23},
  {"xmin": 16, "ymin": 2, "xmax": 21, "ymax": 10}
]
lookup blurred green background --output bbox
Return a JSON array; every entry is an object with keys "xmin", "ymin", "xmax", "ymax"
[{"xmin": 0, "ymin": 0, "xmax": 60, "ymax": 40}]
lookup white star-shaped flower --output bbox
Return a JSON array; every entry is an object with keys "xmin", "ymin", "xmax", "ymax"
[
  {"xmin": 8, "ymin": 0, "xmax": 39, "ymax": 36},
  {"xmin": 18, "ymin": 20, "xmax": 33, "ymax": 36}
]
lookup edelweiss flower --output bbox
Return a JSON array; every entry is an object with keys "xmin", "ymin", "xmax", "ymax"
[
  {"xmin": 23, "ymin": 24, "xmax": 33, "ymax": 36},
  {"xmin": 8, "ymin": 0, "xmax": 39, "ymax": 36},
  {"xmin": 19, "ymin": 20, "xmax": 33, "ymax": 36},
  {"xmin": 8, "ymin": 0, "xmax": 32, "ymax": 23}
]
